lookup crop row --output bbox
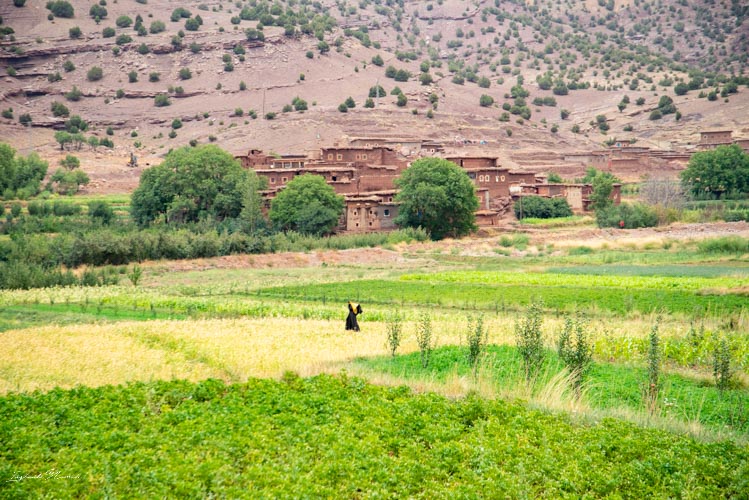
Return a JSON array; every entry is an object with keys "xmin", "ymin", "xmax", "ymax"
[
  {"xmin": 400, "ymin": 270, "xmax": 749, "ymax": 292},
  {"xmin": 1, "ymin": 375, "xmax": 747, "ymax": 498},
  {"xmin": 255, "ymin": 278, "xmax": 749, "ymax": 316}
]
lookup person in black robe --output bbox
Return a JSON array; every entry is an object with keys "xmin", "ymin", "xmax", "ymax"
[{"xmin": 346, "ymin": 302, "xmax": 362, "ymax": 331}]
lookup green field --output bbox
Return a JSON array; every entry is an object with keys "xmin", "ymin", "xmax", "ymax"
[
  {"xmin": 2, "ymin": 376, "xmax": 748, "ymax": 498},
  {"xmin": 1, "ymin": 234, "xmax": 748, "ymax": 496}
]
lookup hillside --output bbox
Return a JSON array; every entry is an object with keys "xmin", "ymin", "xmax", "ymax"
[{"xmin": 1, "ymin": 0, "xmax": 748, "ymax": 192}]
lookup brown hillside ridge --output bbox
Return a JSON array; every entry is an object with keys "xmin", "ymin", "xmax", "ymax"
[{"xmin": 0, "ymin": 0, "xmax": 747, "ymax": 194}]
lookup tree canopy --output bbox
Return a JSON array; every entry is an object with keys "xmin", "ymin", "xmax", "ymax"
[
  {"xmin": 0, "ymin": 143, "xmax": 48, "ymax": 199},
  {"xmin": 680, "ymin": 145, "xmax": 749, "ymax": 198},
  {"xmin": 394, "ymin": 158, "xmax": 479, "ymax": 240},
  {"xmin": 130, "ymin": 145, "xmax": 262, "ymax": 226},
  {"xmin": 269, "ymin": 174, "xmax": 344, "ymax": 236}
]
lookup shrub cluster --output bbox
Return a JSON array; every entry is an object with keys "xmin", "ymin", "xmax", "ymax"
[
  {"xmin": 0, "ymin": 263, "xmax": 118, "ymax": 290},
  {"xmin": 595, "ymin": 203, "xmax": 658, "ymax": 229},
  {"xmin": 0, "ymin": 227, "xmax": 429, "ymax": 288},
  {"xmin": 514, "ymin": 196, "xmax": 572, "ymax": 219}
]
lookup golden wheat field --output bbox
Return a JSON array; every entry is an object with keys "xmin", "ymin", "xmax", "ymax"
[{"xmin": 0, "ymin": 311, "xmax": 733, "ymax": 394}]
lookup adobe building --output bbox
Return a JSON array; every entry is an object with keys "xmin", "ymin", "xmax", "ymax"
[
  {"xmin": 235, "ymin": 149, "xmax": 273, "ymax": 169},
  {"xmin": 699, "ymin": 130, "xmax": 733, "ymax": 149},
  {"xmin": 734, "ymin": 138, "xmax": 749, "ymax": 153},
  {"xmin": 235, "ymin": 149, "xmax": 307, "ymax": 169},
  {"xmin": 319, "ymin": 146, "xmax": 406, "ymax": 168},
  {"xmin": 344, "ymin": 191, "xmax": 399, "ymax": 232},
  {"xmin": 445, "ymin": 155, "xmax": 498, "ymax": 169}
]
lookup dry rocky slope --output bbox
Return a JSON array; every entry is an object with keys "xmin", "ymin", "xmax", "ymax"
[{"xmin": 1, "ymin": 0, "xmax": 747, "ymax": 193}]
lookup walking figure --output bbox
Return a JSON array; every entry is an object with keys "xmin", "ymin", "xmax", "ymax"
[{"xmin": 346, "ymin": 302, "xmax": 362, "ymax": 331}]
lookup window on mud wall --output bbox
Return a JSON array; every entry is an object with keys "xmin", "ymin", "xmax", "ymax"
[
  {"xmin": 362, "ymin": 154, "xmax": 367, "ymax": 160},
  {"xmin": 469, "ymin": 173, "xmax": 476, "ymax": 179},
  {"xmin": 353, "ymin": 210, "xmax": 358, "ymax": 216},
  {"xmin": 332, "ymin": 176, "xmax": 337, "ymax": 181},
  {"xmin": 337, "ymin": 154, "xmax": 343, "ymax": 161},
  {"xmin": 384, "ymin": 209, "xmax": 390, "ymax": 217},
  {"xmin": 281, "ymin": 177, "xmax": 287, "ymax": 183},
  {"xmin": 270, "ymin": 177, "xmax": 276, "ymax": 183},
  {"xmin": 327, "ymin": 154, "xmax": 333, "ymax": 160}
]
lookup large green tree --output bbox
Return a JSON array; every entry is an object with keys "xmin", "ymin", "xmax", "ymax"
[
  {"xmin": 130, "ymin": 145, "xmax": 262, "ymax": 226},
  {"xmin": 681, "ymin": 145, "xmax": 749, "ymax": 198},
  {"xmin": 0, "ymin": 143, "xmax": 48, "ymax": 199},
  {"xmin": 269, "ymin": 174, "xmax": 344, "ymax": 236},
  {"xmin": 394, "ymin": 158, "xmax": 479, "ymax": 240}
]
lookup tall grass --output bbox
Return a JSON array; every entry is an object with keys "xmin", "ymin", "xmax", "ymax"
[{"xmin": 697, "ymin": 236, "xmax": 749, "ymax": 254}]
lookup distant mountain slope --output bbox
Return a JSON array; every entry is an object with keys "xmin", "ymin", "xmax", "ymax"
[{"xmin": 0, "ymin": 0, "xmax": 746, "ymax": 181}]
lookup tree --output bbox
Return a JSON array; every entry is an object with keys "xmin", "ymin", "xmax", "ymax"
[
  {"xmin": 59, "ymin": 154, "xmax": 80, "ymax": 170},
  {"xmin": 0, "ymin": 143, "xmax": 49, "ymax": 199},
  {"xmin": 269, "ymin": 174, "xmax": 343, "ymax": 235},
  {"xmin": 130, "ymin": 145, "xmax": 260, "ymax": 226},
  {"xmin": 185, "ymin": 17, "xmax": 199, "ymax": 31},
  {"xmin": 681, "ymin": 145, "xmax": 749, "ymax": 198},
  {"xmin": 479, "ymin": 94, "xmax": 494, "ymax": 107},
  {"xmin": 394, "ymin": 158, "xmax": 478, "ymax": 240},
  {"xmin": 369, "ymin": 85, "xmax": 386, "ymax": 98},
  {"xmin": 46, "ymin": 0, "xmax": 74, "ymax": 18},
  {"xmin": 54, "ymin": 131, "xmax": 73, "ymax": 150},
  {"xmin": 90, "ymin": 4, "xmax": 107, "ymax": 19},
  {"xmin": 590, "ymin": 172, "xmax": 614, "ymax": 211},
  {"xmin": 674, "ymin": 82, "xmax": 689, "ymax": 95},
  {"xmin": 48, "ymin": 168, "xmax": 89, "ymax": 195}
]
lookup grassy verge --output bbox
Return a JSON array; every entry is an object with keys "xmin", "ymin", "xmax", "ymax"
[
  {"xmin": 353, "ymin": 345, "xmax": 749, "ymax": 435},
  {"xmin": 517, "ymin": 215, "xmax": 594, "ymax": 227}
]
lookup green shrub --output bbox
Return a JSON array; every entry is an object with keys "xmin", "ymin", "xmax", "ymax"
[
  {"xmin": 416, "ymin": 312, "xmax": 434, "ymax": 368},
  {"xmin": 516, "ymin": 299, "xmax": 544, "ymax": 382},
  {"xmin": 596, "ymin": 203, "xmax": 658, "ymax": 229},
  {"xmin": 385, "ymin": 312, "xmax": 403, "ymax": 357},
  {"xmin": 696, "ymin": 236, "xmax": 749, "ymax": 254},
  {"xmin": 86, "ymin": 66, "xmax": 104, "ymax": 82},
  {"xmin": 557, "ymin": 313, "xmax": 592, "ymax": 397},
  {"xmin": 465, "ymin": 314, "xmax": 488, "ymax": 369},
  {"xmin": 115, "ymin": 15, "xmax": 132, "ymax": 28},
  {"xmin": 46, "ymin": 0, "xmax": 74, "ymax": 18},
  {"xmin": 52, "ymin": 200, "xmax": 81, "ymax": 216},
  {"xmin": 644, "ymin": 319, "xmax": 661, "ymax": 415},
  {"xmin": 154, "ymin": 94, "xmax": 170, "ymax": 107},
  {"xmin": 514, "ymin": 196, "xmax": 573, "ymax": 219},
  {"xmin": 102, "ymin": 26, "xmax": 115, "ymax": 37},
  {"xmin": 90, "ymin": 4, "xmax": 107, "ymax": 19},
  {"xmin": 149, "ymin": 20, "xmax": 165, "ymax": 33}
]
